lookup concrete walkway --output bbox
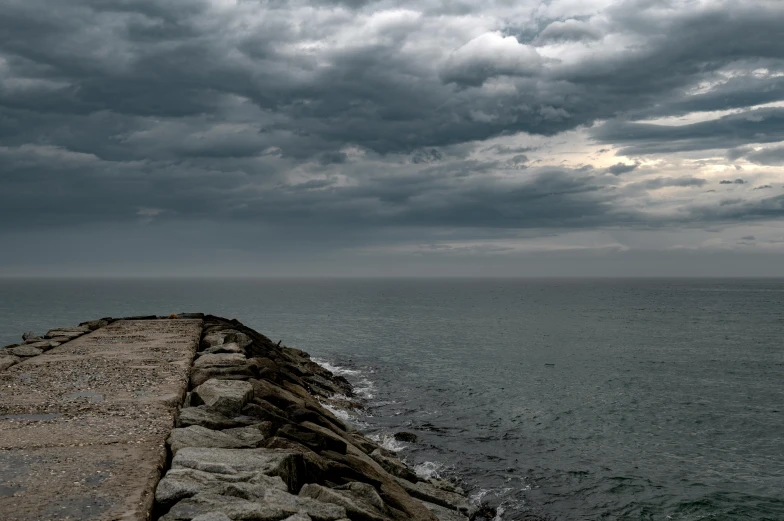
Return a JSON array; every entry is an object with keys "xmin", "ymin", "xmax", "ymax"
[{"xmin": 0, "ymin": 319, "xmax": 202, "ymax": 521}]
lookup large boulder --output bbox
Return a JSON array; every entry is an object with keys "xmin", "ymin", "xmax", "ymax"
[
  {"xmin": 191, "ymin": 354, "xmax": 254, "ymax": 387},
  {"xmin": 299, "ymin": 483, "xmax": 401, "ymax": 521},
  {"xmin": 201, "ymin": 342, "xmax": 244, "ymax": 355},
  {"xmin": 370, "ymin": 450, "xmax": 418, "ymax": 483},
  {"xmin": 421, "ymin": 501, "xmax": 469, "ymax": 521},
  {"xmin": 220, "ymin": 482, "xmax": 347, "ymax": 521},
  {"xmin": 192, "ymin": 379, "xmax": 254, "ymax": 417},
  {"xmin": 177, "ymin": 406, "xmax": 257, "ymax": 430},
  {"xmin": 159, "ymin": 493, "xmax": 288, "ymax": 521},
  {"xmin": 393, "ymin": 479, "xmax": 474, "ymax": 517},
  {"xmin": 44, "ymin": 327, "xmax": 88, "ymax": 339},
  {"xmin": 7, "ymin": 345, "xmax": 44, "ymax": 357},
  {"xmin": 172, "ymin": 447, "xmax": 306, "ymax": 492},
  {"xmin": 277, "ymin": 423, "xmax": 347, "ymax": 455},
  {"xmin": 0, "ymin": 355, "xmax": 20, "ymax": 371},
  {"xmin": 168, "ymin": 426, "xmax": 253, "ymax": 454},
  {"xmin": 155, "ymin": 467, "xmax": 288, "ymax": 509}
]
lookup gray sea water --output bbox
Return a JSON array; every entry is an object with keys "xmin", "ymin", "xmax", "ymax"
[{"xmin": 1, "ymin": 278, "xmax": 782, "ymax": 520}]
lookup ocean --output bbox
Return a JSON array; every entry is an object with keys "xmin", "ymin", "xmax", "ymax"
[{"xmin": 1, "ymin": 278, "xmax": 782, "ymax": 520}]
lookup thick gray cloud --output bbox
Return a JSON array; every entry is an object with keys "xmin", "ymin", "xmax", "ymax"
[{"xmin": 1, "ymin": 0, "xmax": 783, "ymax": 275}]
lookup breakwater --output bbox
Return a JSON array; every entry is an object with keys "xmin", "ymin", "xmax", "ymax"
[{"xmin": 1, "ymin": 314, "xmax": 484, "ymax": 521}]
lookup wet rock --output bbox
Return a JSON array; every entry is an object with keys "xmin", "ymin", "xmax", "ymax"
[
  {"xmin": 192, "ymin": 379, "xmax": 254, "ymax": 417},
  {"xmin": 191, "ymin": 354, "xmax": 254, "ymax": 387},
  {"xmin": 0, "ymin": 355, "xmax": 21, "ymax": 371},
  {"xmin": 159, "ymin": 493, "xmax": 288, "ymax": 521},
  {"xmin": 176, "ymin": 406, "xmax": 256, "ymax": 430},
  {"xmin": 168, "ymin": 426, "xmax": 253, "ymax": 454},
  {"xmin": 393, "ymin": 432, "xmax": 417, "ymax": 443},
  {"xmin": 155, "ymin": 467, "xmax": 288, "ymax": 509},
  {"xmin": 393, "ymin": 479, "xmax": 474, "ymax": 517},
  {"xmin": 421, "ymin": 501, "xmax": 469, "ymax": 521},
  {"xmin": 370, "ymin": 450, "xmax": 418, "ymax": 483},
  {"xmin": 8, "ymin": 345, "xmax": 44, "ymax": 357}
]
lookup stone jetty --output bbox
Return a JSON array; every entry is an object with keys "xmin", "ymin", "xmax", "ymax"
[{"xmin": 1, "ymin": 314, "xmax": 480, "ymax": 521}]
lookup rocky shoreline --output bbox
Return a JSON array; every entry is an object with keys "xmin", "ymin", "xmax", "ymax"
[{"xmin": 1, "ymin": 314, "xmax": 491, "ymax": 521}]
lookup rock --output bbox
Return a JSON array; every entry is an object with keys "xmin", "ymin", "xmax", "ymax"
[
  {"xmin": 171, "ymin": 447, "xmax": 306, "ymax": 492},
  {"xmin": 299, "ymin": 483, "xmax": 397, "ymax": 521},
  {"xmin": 428, "ymin": 479, "xmax": 465, "ymax": 496},
  {"xmin": 222, "ymin": 424, "xmax": 271, "ymax": 446},
  {"xmin": 0, "ymin": 355, "xmax": 21, "ymax": 371},
  {"xmin": 155, "ymin": 467, "xmax": 288, "ymax": 509},
  {"xmin": 168, "ymin": 426, "xmax": 253, "ymax": 454},
  {"xmin": 393, "ymin": 432, "xmax": 417, "ymax": 443},
  {"xmin": 44, "ymin": 327, "xmax": 88, "ymax": 339},
  {"xmin": 201, "ymin": 332, "xmax": 227, "ymax": 350},
  {"xmin": 22, "ymin": 331, "xmax": 40, "ymax": 341},
  {"xmin": 8, "ymin": 345, "xmax": 44, "ymax": 357},
  {"xmin": 222, "ymin": 330, "xmax": 253, "ymax": 349},
  {"xmin": 393, "ymin": 479, "xmax": 474, "ymax": 517},
  {"xmin": 191, "ymin": 513, "xmax": 232, "ymax": 521},
  {"xmin": 22, "ymin": 340, "xmax": 60, "ymax": 351},
  {"xmin": 177, "ymin": 406, "xmax": 257, "ymax": 430},
  {"xmin": 192, "ymin": 379, "xmax": 254, "ymax": 417},
  {"xmin": 277, "ymin": 423, "xmax": 347, "ymax": 454},
  {"xmin": 160, "ymin": 493, "xmax": 288, "ymax": 521},
  {"xmin": 192, "ymin": 513, "xmax": 232, "ymax": 521},
  {"xmin": 318, "ymin": 449, "xmax": 438, "ymax": 520},
  {"xmin": 421, "ymin": 501, "xmax": 469, "ymax": 521},
  {"xmin": 79, "ymin": 318, "xmax": 111, "ymax": 330},
  {"xmin": 191, "ymin": 354, "xmax": 254, "ymax": 387},
  {"xmin": 251, "ymin": 378, "xmax": 310, "ymax": 410},
  {"xmin": 202, "ymin": 342, "xmax": 244, "ymax": 355},
  {"xmin": 370, "ymin": 450, "xmax": 418, "ymax": 483},
  {"xmin": 220, "ymin": 482, "xmax": 347, "ymax": 521}
]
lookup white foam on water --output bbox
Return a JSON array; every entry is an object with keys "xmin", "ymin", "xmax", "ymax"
[
  {"xmin": 368, "ymin": 433, "xmax": 408, "ymax": 452},
  {"xmin": 414, "ymin": 460, "xmax": 445, "ymax": 480},
  {"xmin": 311, "ymin": 357, "xmax": 361, "ymax": 377}
]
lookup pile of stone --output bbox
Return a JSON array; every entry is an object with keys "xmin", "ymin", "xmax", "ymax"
[
  {"xmin": 156, "ymin": 315, "xmax": 478, "ymax": 521},
  {"xmin": 0, "ymin": 318, "xmax": 110, "ymax": 371}
]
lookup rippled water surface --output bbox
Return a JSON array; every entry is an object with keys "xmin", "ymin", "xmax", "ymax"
[{"xmin": 1, "ymin": 278, "xmax": 782, "ymax": 520}]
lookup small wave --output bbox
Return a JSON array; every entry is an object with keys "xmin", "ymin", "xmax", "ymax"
[
  {"xmin": 368, "ymin": 433, "xmax": 408, "ymax": 452},
  {"xmin": 312, "ymin": 357, "xmax": 377, "ymax": 399},
  {"xmin": 414, "ymin": 460, "xmax": 445, "ymax": 480},
  {"xmin": 311, "ymin": 357, "xmax": 362, "ymax": 377}
]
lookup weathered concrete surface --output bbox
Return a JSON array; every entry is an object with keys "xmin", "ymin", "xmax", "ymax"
[{"xmin": 0, "ymin": 319, "xmax": 202, "ymax": 521}]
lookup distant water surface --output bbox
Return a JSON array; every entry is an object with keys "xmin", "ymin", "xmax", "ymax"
[{"xmin": 1, "ymin": 278, "xmax": 782, "ymax": 520}]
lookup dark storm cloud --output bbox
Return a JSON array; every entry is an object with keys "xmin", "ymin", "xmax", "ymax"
[
  {"xmin": 1, "ymin": 0, "xmax": 783, "ymax": 248},
  {"xmin": 625, "ymin": 176, "xmax": 707, "ymax": 191},
  {"xmin": 719, "ymin": 179, "xmax": 746, "ymax": 185},
  {"xmin": 594, "ymin": 108, "xmax": 784, "ymax": 155},
  {"xmin": 536, "ymin": 20, "xmax": 602, "ymax": 43},
  {"xmin": 606, "ymin": 162, "xmax": 639, "ymax": 175},
  {"xmin": 745, "ymin": 145, "xmax": 784, "ymax": 166}
]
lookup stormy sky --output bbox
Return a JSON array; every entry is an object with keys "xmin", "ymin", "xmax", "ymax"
[{"xmin": 1, "ymin": 0, "xmax": 783, "ymax": 276}]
